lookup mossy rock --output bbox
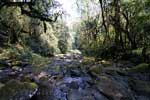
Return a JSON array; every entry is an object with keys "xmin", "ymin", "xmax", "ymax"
[
  {"xmin": 0, "ymin": 83, "xmax": 4, "ymax": 89},
  {"xmin": 96, "ymin": 75, "xmax": 133, "ymax": 100},
  {"xmin": 0, "ymin": 80, "xmax": 38, "ymax": 100},
  {"xmin": 104, "ymin": 68, "xmax": 120, "ymax": 76},
  {"xmin": 11, "ymin": 61, "xmax": 23, "ymax": 66},
  {"xmin": 82, "ymin": 57, "xmax": 95, "ymax": 65},
  {"xmin": 39, "ymin": 76, "xmax": 49, "ymax": 82},
  {"xmin": 101, "ymin": 60, "xmax": 113, "ymax": 67},
  {"xmin": 89, "ymin": 66, "xmax": 101, "ymax": 75},
  {"xmin": 21, "ymin": 75, "xmax": 32, "ymax": 82},
  {"xmin": 12, "ymin": 66, "xmax": 22, "ymax": 71},
  {"xmin": 54, "ymin": 66, "xmax": 61, "ymax": 72},
  {"xmin": 128, "ymin": 78, "xmax": 150, "ymax": 95},
  {"xmin": 127, "ymin": 63, "xmax": 150, "ymax": 73}
]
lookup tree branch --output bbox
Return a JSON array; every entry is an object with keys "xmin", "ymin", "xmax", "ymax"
[{"xmin": 0, "ymin": 1, "xmax": 59, "ymax": 22}]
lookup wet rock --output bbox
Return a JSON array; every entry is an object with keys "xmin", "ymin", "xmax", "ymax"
[
  {"xmin": 68, "ymin": 89, "xmax": 85, "ymax": 100},
  {"xmin": 91, "ymin": 89, "xmax": 109, "ymax": 100},
  {"xmin": 96, "ymin": 76, "xmax": 134, "ymax": 100},
  {"xmin": 12, "ymin": 66, "xmax": 23, "ymax": 72},
  {"xmin": 70, "ymin": 69, "xmax": 81, "ymax": 77},
  {"xmin": 53, "ymin": 85, "xmax": 68, "ymax": 100},
  {"xmin": 52, "ymin": 76, "xmax": 94, "ymax": 100},
  {"xmin": 67, "ymin": 88, "xmax": 109, "ymax": 100},
  {"xmin": 67, "ymin": 81, "xmax": 79, "ymax": 89},
  {"xmin": 0, "ymin": 80, "xmax": 38, "ymax": 100}
]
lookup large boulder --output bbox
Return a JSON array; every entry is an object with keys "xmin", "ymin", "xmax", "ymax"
[
  {"xmin": 128, "ymin": 78, "xmax": 150, "ymax": 96},
  {"xmin": 0, "ymin": 80, "xmax": 38, "ymax": 100},
  {"xmin": 96, "ymin": 76, "xmax": 134, "ymax": 100}
]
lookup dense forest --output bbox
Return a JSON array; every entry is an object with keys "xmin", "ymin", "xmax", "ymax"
[{"xmin": 0, "ymin": 0, "xmax": 150, "ymax": 100}]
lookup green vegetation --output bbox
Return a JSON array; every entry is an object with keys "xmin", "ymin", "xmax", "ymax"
[
  {"xmin": 82, "ymin": 56, "xmax": 95, "ymax": 65},
  {"xmin": 0, "ymin": 0, "xmax": 150, "ymax": 62},
  {"xmin": 0, "ymin": 0, "xmax": 150, "ymax": 99},
  {"xmin": 0, "ymin": 45, "xmax": 49, "ymax": 70},
  {"xmin": 74, "ymin": 0, "xmax": 150, "ymax": 60},
  {"xmin": 0, "ymin": 80, "xmax": 38, "ymax": 100}
]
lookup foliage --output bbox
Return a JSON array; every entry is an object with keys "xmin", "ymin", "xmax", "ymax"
[
  {"xmin": 0, "ymin": 80, "xmax": 38, "ymax": 100},
  {"xmin": 53, "ymin": 21, "xmax": 72, "ymax": 53},
  {"xmin": 0, "ymin": 44, "xmax": 49, "ymax": 69},
  {"xmin": 82, "ymin": 56, "xmax": 95, "ymax": 65},
  {"xmin": 74, "ymin": 0, "xmax": 150, "ymax": 59}
]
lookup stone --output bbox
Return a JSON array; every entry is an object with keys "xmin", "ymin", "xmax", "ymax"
[
  {"xmin": 127, "ymin": 63, "xmax": 150, "ymax": 73},
  {"xmin": 0, "ymin": 80, "xmax": 38, "ymax": 100},
  {"xmin": 0, "ymin": 82, "xmax": 4, "ymax": 89},
  {"xmin": 70, "ymin": 69, "xmax": 81, "ymax": 77},
  {"xmin": 82, "ymin": 57, "xmax": 95, "ymax": 65},
  {"xmin": 12, "ymin": 66, "xmax": 22, "ymax": 72},
  {"xmin": 128, "ymin": 78, "xmax": 150, "ymax": 96},
  {"xmin": 68, "ymin": 81, "xmax": 79, "ymax": 89},
  {"xmin": 96, "ymin": 76, "xmax": 133, "ymax": 100},
  {"xmin": 89, "ymin": 65, "xmax": 101, "ymax": 75},
  {"xmin": 68, "ymin": 89, "xmax": 83, "ymax": 100},
  {"xmin": 101, "ymin": 60, "xmax": 113, "ymax": 67}
]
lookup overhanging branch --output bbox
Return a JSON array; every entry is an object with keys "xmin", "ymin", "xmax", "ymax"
[{"xmin": 0, "ymin": 1, "xmax": 59, "ymax": 22}]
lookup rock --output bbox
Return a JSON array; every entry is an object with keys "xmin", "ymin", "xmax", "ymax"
[
  {"xmin": 53, "ymin": 85, "xmax": 69, "ymax": 100},
  {"xmin": 128, "ymin": 78, "xmax": 150, "ymax": 96},
  {"xmin": 0, "ymin": 80, "xmax": 38, "ymax": 100},
  {"xmin": 31, "ymin": 80, "xmax": 54, "ymax": 100},
  {"xmin": 0, "ymin": 68, "xmax": 13, "ymax": 82},
  {"xmin": 67, "ymin": 81, "xmax": 79, "ymax": 89},
  {"xmin": 67, "ymin": 89, "xmax": 109, "ymax": 100},
  {"xmin": 21, "ymin": 75, "xmax": 33, "ymax": 82},
  {"xmin": 127, "ymin": 63, "xmax": 150, "ymax": 73},
  {"xmin": 89, "ymin": 65, "xmax": 101, "ymax": 76},
  {"xmin": 0, "ymin": 82, "xmax": 4, "ymax": 89},
  {"xmin": 12, "ymin": 66, "xmax": 22, "ymax": 72},
  {"xmin": 82, "ymin": 57, "xmax": 95, "ymax": 65},
  {"xmin": 68, "ymin": 89, "xmax": 85, "ymax": 100},
  {"xmin": 11, "ymin": 61, "xmax": 23, "ymax": 67},
  {"xmin": 92, "ymin": 89, "xmax": 109, "ymax": 100},
  {"xmin": 31, "ymin": 85, "xmax": 53, "ymax": 100},
  {"xmin": 0, "ymin": 60, "xmax": 11, "ymax": 68},
  {"xmin": 70, "ymin": 69, "xmax": 81, "ymax": 77},
  {"xmin": 101, "ymin": 60, "xmax": 113, "ymax": 67},
  {"xmin": 96, "ymin": 76, "xmax": 134, "ymax": 100},
  {"xmin": 69, "ymin": 49, "xmax": 82, "ymax": 54}
]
